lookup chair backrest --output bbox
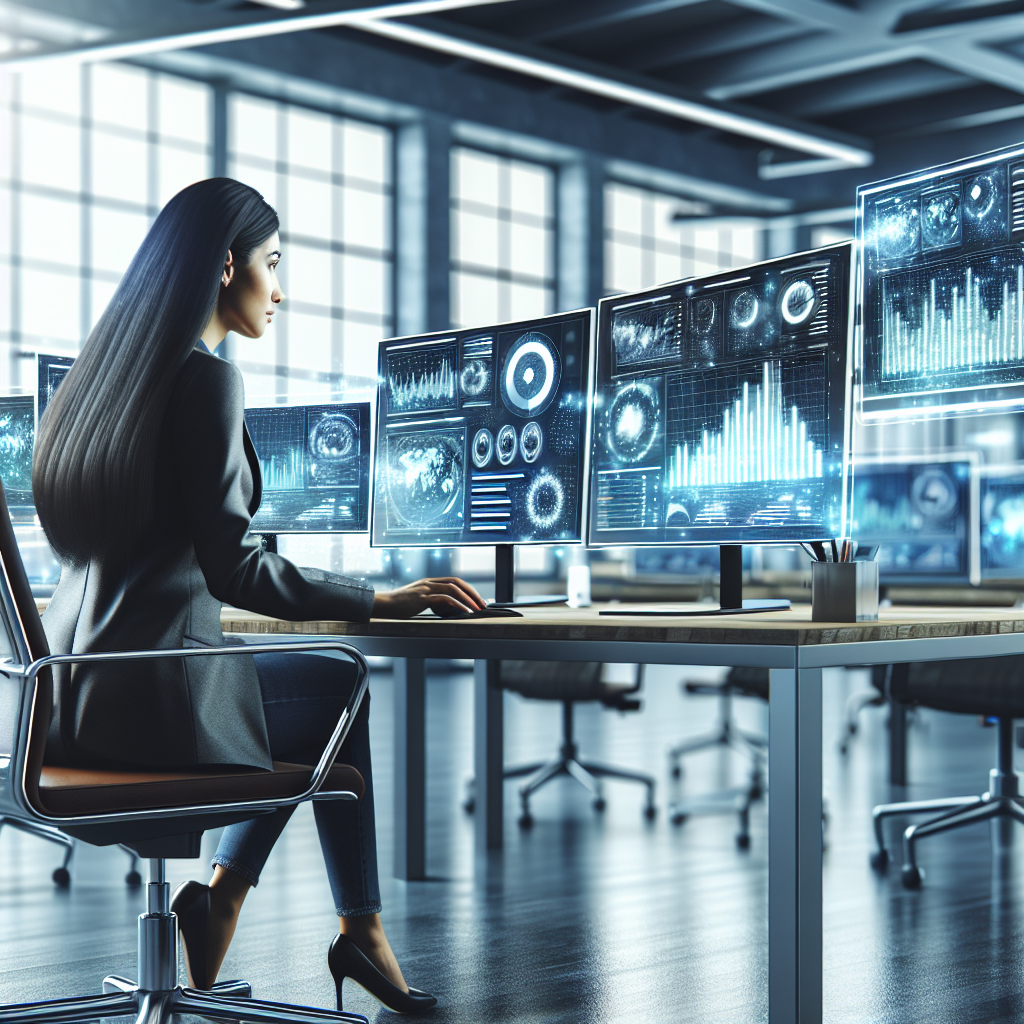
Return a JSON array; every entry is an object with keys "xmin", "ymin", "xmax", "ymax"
[{"xmin": 0, "ymin": 482, "xmax": 53, "ymax": 818}]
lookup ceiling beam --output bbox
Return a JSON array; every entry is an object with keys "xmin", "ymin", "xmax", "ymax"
[
  {"xmin": 526, "ymin": 0, "xmax": 709, "ymax": 44},
  {"xmin": 0, "ymin": 0, "xmax": 514, "ymax": 68},
  {"xmin": 703, "ymin": 0, "xmax": 1024, "ymax": 102},
  {"xmin": 349, "ymin": 15, "xmax": 873, "ymax": 165}
]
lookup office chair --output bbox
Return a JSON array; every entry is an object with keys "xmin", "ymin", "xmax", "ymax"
[
  {"xmin": 465, "ymin": 660, "xmax": 656, "ymax": 826},
  {"xmin": 869, "ymin": 655, "xmax": 1024, "ymax": 889},
  {"xmin": 0, "ymin": 484, "xmax": 372, "ymax": 1024},
  {"xmin": 668, "ymin": 666, "xmax": 767, "ymax": 849}
]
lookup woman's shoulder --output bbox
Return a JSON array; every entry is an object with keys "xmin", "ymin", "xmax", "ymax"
[{"xmin": 173, "ymin": 347, "xmax": 245, "ymax": 405}]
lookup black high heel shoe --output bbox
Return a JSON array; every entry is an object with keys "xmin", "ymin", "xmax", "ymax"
[
  {"xmin": 328, "ymin": 933, "xmax": 437, "ymax": 1013},
  {"xmin": 171, "ymin": 880, "xmax": 212, "ymax": 989}
]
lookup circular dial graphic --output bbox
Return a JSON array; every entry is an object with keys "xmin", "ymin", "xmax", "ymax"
[
  {"xmin": 520, "ymin": 421, "xmax": 543, "ymax": 464},
  {"xmin": 922, "ymin": 191, "xmax": 960, "ymax": 248},
  {"xmin": 965, "ymin": 173, "xmax": 997, "ymax": 221},
  {"xmin": 471, "ymin": 428, "xmax": 493, "ymax": 469},
  {"xmin": 501, "ymin": 332, "xmax": 560, "ymax": 417},
  {"xmin": 779, "ymin": 278, "xmax": 819, "ymax": 328},
  {"xmin": 875, "ymin": 198, "xmax": 919, "ymax": 259},
  {"xmin": 911, "ymin": 469, "xmax": 958, "ymax": 522},
  {"xmin": 526, "ymin": 471, "xmax": 565, "ymax": 531},
  {"xmin": 606, "ymin": 381, "xmax": 659, "ymax": 464},
  {"xmin": 692, "ymin": 297, "xmax": 716, "ymax": 334},
  {"xmin": 730, "ymin": 290, "xmax": 760, "ymax": 330},
  {"xmin": 460, "ymin": 359, "xmax": 491, "ymax": 398},
  {"xmin": 387, "ymin": 435, "xmax": 463, "ymax": 528},
  {"xmin": 496, "ymin": 424, "xmax": 518, "ymax": 466},
  {"xmin": 308, "ymin": 414, "xmax": 357, "ymax": 462}
]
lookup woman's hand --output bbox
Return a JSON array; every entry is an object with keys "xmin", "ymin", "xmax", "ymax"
[{"xmin": 372, "ymin": 577, "xmax": 487, "ymax": 619}]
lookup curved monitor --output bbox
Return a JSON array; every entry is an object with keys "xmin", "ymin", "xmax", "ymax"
[
  {"xmin": 371, "ymin": 310, "xmax": 593, "ymax": 547},
  {"xmin": 244, "ymin": 402, "xmax": 371, "ymax": 534},
  {"xmin": 587, "ymin": 243, "xmax": 854, "ymax": 547}
]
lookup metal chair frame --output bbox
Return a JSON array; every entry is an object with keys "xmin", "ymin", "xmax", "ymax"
[{"xmin": 0, "ymin": 530, "xmax": 373, "ymax": 1024}]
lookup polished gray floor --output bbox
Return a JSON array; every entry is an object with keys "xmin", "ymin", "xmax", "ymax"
[{"xmin": 0, "ymin": 662, "xmax": 1022, "ymax": 1022}]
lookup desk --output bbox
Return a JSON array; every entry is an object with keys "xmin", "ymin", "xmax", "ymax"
[{"xmin": 223, "ymin": 603, "xmax": 1024, "ymax": 1024}]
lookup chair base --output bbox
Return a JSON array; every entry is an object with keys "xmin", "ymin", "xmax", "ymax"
[
  {"xmin": 0, "ymin": 977, "xmax": 367, "ymax": 1024},
  {"xmin": 512, "ymin": 752, "xmax": 657, "ymax": 826}
]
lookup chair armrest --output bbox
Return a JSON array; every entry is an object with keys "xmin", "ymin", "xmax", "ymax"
[{"xmin": 5, "ymin": 639, "xmax": 368, "ymax": 830}]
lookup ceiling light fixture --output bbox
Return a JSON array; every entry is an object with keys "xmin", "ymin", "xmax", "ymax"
[
  {"xmin": 0, "ymin": 0, "xmax": 513, "ymax": 69},
  {"xmin": 349, "ymin": 17, "xmax": 874, "ymax": 169}
]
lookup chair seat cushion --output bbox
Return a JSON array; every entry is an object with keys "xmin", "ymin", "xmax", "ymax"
[{"xmin": 37, "ymin": 761, "xmax": 364, "ymax": 816}]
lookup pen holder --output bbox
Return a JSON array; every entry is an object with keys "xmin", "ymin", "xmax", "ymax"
[{"xmin": 811, "ymin": 560, "xmax": 879, "ymax": 622}]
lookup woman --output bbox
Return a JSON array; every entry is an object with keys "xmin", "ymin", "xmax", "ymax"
[{"xmin": 33, "ymin": 177, "xmax": 485, "ymax": 1012}]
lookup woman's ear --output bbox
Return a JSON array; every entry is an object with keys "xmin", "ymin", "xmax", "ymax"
[{"xmin": 221, "ymin": 249, "xmax": 235, "ymax": 288}]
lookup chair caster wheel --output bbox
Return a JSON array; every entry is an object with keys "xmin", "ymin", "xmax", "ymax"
[
  {"xmin": 463, "ymin": 798, "xmax": 475, "ymax": 814},
  {"xmin": 670, "ymin": 813, "xmax": 688, "ymax": 826},
  {"xmin": 643, "ymin": 805, "xmax": 657, "ymax": 821},
  {"xmin": 869, "ymin": 849, "xmax": 889, "ymax": 872},
  {"xmin": 736, "ymin": 834, "xmax": 751, "ymax": 850},
  {"xmin": 901, "ymin": 865, "xmax": 923, "ymax": 889},
  {"xmin": 125, "ymin": 870, "xmax": 142, "ymax": 887},
  {"xmin": 518, "ymin": 812, "xmax": 534, "ymax": 829},
  {"xmin": 593, "ymin": 798, "xmax": 607, "ymax": 813},
  {"xmin": 52, "ymin": 867, "xmax": 70, "ymax": 888},
  {"xmin": 670, "ymin": 765, "xmax": 681, "ymax": 779}
]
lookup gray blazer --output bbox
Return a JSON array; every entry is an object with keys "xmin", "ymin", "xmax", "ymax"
[{"xmin": 42, "ymin": 348, "xmax": 375, "ymax": 770}]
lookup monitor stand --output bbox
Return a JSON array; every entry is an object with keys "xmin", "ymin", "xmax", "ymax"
[
  {"xmin": 600, "ymin": 545, "xmax": 791, "ymax": 617},
  {"xmin": 256, "ymin": 533, "xmax": 278, "ymax": 554},
  {"xmin": 489, "ymin": 543, "xmax": 568, "ymax": 608}
]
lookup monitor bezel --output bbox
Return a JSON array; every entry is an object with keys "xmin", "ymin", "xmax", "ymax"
[
  {"xmin": 370, "ymin": 307, "xmax": 595, "ymax": 549},
  {"xmin": 36, "ymin": 352, "xmax": 74, "ymax": 424},
  {"xmin": 586, "ymin": 241, "xmax": 856, "ymax": 548},
  {"xmin": 851, "ymin": 450, "xmax": 980, "ymax": 586},
  {"xmin": 244, "ymin": 400, "xmax": 374, "ymax": 536}
]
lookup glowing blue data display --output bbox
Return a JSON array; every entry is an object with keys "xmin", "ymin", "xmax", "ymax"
[
  {"xmin": 372, "ymin": 311, "xmax": 592, "ymax": 547},
  {"xmin": 0, "ymin": 396, "xmax": 35, "ymax": 519},
  {"xmin": 859, "ymin": 144, "xmax": 1024, "ymax": 419},
  {"xmin": 979, "ymin": 466, "xmax": 1024, "ymax": 579},
  {"xmin": 851, "ymin": 459, "xmax": 974, "ymax": 584},
  {"xmin": 588, "ymin": 244, "xmax": 852, "ymax": 546},
  {"xmin": 244, "ymin": 403, "xmax": 370, "ymax": 534},
  {"xmin": 37, "ymin": 353, "xmax": 73, "ymax": 423}
]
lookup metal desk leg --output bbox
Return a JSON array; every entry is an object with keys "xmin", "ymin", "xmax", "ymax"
[
  {"xmin": 393, "ymin": 657, "xmax": 426, "ymax": 881},
  {"xmin": 474, "ymin": 660, "xmax": 503, "ymax": 853},
  {"xmin": 888, "ymin": 663, "xmax": 909, "ymax": 787},
  {"xmin": 769, "ymin": 663, "xmax": 823, "ymax": 1024}
]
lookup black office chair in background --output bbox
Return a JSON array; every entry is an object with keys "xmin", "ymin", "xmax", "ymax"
[
  {"xmin": 0, "ymin": 483, "xmax": 372, "ymax": 1024},
  {"xmin": 465, "ymin": 660, "xmax": 657, "ymax": 826},
  {"xmin": 667, "ymin": 666, "xmax": 768, "ymax": 848},
  {"xmin": 870, "ymin": 655, "xmax": 1024, "ymax": 889}
]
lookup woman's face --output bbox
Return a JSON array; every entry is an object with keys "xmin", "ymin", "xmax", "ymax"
[{"xmin": 219, "ymin": 232, "xmax": 285, "ymax": 339}]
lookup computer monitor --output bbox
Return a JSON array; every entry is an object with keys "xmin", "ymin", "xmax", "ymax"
[
  {"xmin": 0, "ymin": 395, "xmax": 35, "ymax": 522},
  {"xmin": 851, "ymin": 454, "xmax": 979, "ymax": 586},
  {"xmin": 587, "ymin": 244, "xmax": 853, "ymax": 611},
  {"xmin": 37, "ymin": 353, "xmax": 73, "ymax": 422},
  {"xmin": 857, "ymin": 142, "xmax": 1024, "ymax": 421},
  {"xmin": 977, "ymin": 465, "xmax": 1024, "ymax": 581},
  {"xmin": 371, "ymin": 309, "xmax": 593, "ymax": 602},
  {"xmin": 244, "ymin": 402, "xmax": 372, "ymax": 536}
]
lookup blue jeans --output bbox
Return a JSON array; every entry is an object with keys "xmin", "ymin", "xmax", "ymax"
[{"xmin": 211, "ymin": 652, "xmax": 382, "ymax": 917}]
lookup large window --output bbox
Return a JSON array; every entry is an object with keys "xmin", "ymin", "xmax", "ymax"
[
  {"xmin": 604, "ymin": 181, "xmax": 762, "ymax": 294},
  {"xmin": 0, "ymin": 61, "xmax": 211, "ymax": 390},
  {"xmin": 228, "ymin": 96, "xmax": 393, "ymax": 406},
  {"xmin": 450, "ymin": 147, "xmax": 555, "ymax": 328}
]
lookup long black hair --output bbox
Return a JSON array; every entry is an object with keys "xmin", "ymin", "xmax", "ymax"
[{"xmin": 33, "ymin": 178, "xmax": 279, "ymax": 563}]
